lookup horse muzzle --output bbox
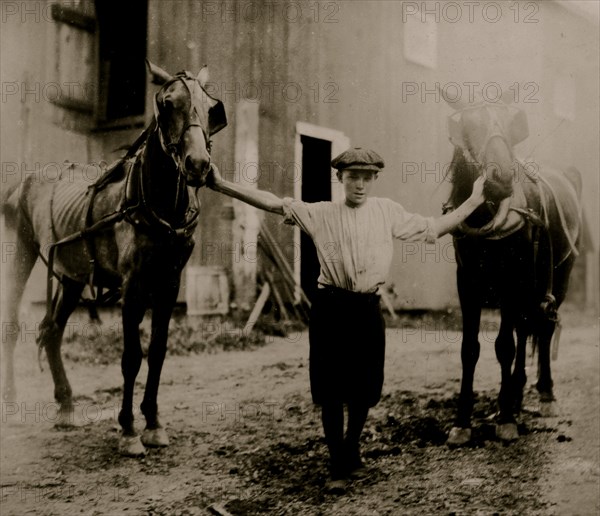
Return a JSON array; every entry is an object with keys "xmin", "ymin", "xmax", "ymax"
[
  {"xmin": 182, "ymin": 156, "xmax": 211, "ymax": 187},
  {"xmin": 484, "ymin": 178, "xmax": 513, "ymax": 202}
]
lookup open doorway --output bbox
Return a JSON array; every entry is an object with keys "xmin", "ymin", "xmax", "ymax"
[
  {"xmin": 300, "ymin": 135, "xmax": 332, "ymax": 302},
  {"xmin": 294, "ymin": 122, "xmax": 349, "ymax": 302}
]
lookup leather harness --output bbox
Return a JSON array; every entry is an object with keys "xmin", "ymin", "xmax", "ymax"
[
  {"xmin": 43, "ymin": 74, "xmax": 212, "ymax": 315},
  {"xmin": 445, "ymin": 104, "xmax": 579, "ymax": 324}
]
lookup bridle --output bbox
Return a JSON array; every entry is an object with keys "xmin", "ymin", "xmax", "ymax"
[
  {"xmin": 153, "ymin": 73, "xmax": 213, "ymax": 178},
  {"xmin": 448, "ymin": 102, "xmax": 520, "ymax": 236}
]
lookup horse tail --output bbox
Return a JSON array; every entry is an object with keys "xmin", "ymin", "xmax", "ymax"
[
  {"xmin": 564, "ymin": 166, "xmax": 582, "ymax": 200},
  {"xmin": 563, "ymin": 166, "xmax": 584, "ymax": 252}
]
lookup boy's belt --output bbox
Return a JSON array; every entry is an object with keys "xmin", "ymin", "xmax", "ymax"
[{"xmin": 317, "ymin": 285, "xmax": 381, "ymax": 304}]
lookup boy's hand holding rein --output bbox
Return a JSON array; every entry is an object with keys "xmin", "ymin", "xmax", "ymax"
[
  {"xmin": 432, "ymin": 175, "xmax": 486, "ymax": 238},
  {"xmin": 206, "ymin": 162, "xmax": 223, "ymax": 189},
  {"xmin": 468, "ymin": 176, "xmax": 486, "ymax": 207}
]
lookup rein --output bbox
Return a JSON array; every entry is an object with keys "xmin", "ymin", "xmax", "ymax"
[
  {"xmin": 43, "ymin": 87, "xmax": 207, "ymax": 323},
  {"xmin": 446, "ymin": 134, "xmax": 577, "ymax": 328},
  {"xmin": 126, "ymin": 136, "xmax": 200, "ymax": 240}
]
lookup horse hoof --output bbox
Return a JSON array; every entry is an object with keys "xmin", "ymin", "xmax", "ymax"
[
  {"xmin": 447, "ymin": 427, "xmax": 472, "ymax": 446},
  {"xmin": 496, "ymin": 423, "xmax": 519, "ymax": 442},
  {"xmin": 141, "ymin": 427, "xmax": 169, "ymax": 448},
  {"xmin": 119, "ymin": 435, "xmax": 147, "ymax": 457},
  {"xmin": 54, "ymin": 410, "xmax": 76, "ymax": 428},
  {"xmin": 539, "ymin": 400, "xmax": 558, "ymax": 417}
]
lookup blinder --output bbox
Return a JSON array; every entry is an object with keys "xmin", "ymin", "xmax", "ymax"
[
  {"xmin": 448, "ymin": 113, "xmax": 465, "ymax": 148},
  {"xmin": 509, "ymin": 109, "xmax": 528, "ymax": 146},
  {"xmin": 208, "ymin": 98, "xmax": 227, "ymax": 136}
]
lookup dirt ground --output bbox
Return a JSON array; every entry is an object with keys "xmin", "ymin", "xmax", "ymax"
[{"xmin": 1, "ymin": 306, "xmax": 598, "ymax": 515}]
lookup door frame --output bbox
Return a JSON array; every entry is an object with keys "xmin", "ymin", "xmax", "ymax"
[{"xmin": 293, "ymin": 121, "xmax": 349, "ymax": 296}]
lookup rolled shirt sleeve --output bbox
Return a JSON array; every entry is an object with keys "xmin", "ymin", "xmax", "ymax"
[
  {"xmin": 387, "ymin": 199, "xmax": 437, "ymax": 243},
  {"xmin": 282, "ymin": 197, "xmax": 319, "ymax": 236}
]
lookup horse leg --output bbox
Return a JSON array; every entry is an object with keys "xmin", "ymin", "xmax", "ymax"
[
  {"xmin": 536, "ymin": 257, "xmax": 573, "ymax": 417},
  {"xmin": 535, "ymin": 317, "xmax": 557, "ymax": 416},
  {"xmin": 512, "ymin": 320, "xmax": 529, "ymax": 414},
  {"xmin": 1, "ymin": 221, "xmax": 38, "ymax": 402},
  {"xmin": 118, "ymin": 285, "xmax": 147, "ymax": 456},
  {"xmin": 139, "ymin": 281, "xmax": 179, "ymax": 448},
  {"xmin": 447, "ymin": 267, "xmax": 482, "ymax": 446},
  {"xmin": 494, "ymin": 310, "xmax": 519, "ymax": 442},
  {"xmin": 40, "ymin": 277, "xmax": 84, "ymax": 426}
]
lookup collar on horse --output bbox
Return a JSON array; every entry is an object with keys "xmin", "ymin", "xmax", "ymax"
[{"xmin": 120, "ymin": 137, "xmax": 200, "ymax": 240}]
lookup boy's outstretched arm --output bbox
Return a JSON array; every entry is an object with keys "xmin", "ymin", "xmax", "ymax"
[
  {"xmin": 206, "ymin": 163, "xmax": 285, "ymax": 215},
  {"xmin": 432, "ymin": 176, "xmax": 486, "ymax": 237}
]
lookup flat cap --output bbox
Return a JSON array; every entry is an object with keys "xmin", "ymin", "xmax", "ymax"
[{"xmin": 331, "ymin": 147, "xmax": 385, "ymax": 172}]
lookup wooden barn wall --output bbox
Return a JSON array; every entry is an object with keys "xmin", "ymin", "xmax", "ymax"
[
  {"xmin": 1, "ymin": 0, "xmax": 141, "ymax": 304},
  {"xmin": 147, "ymin": 0, "xmax": 598, "ymax": 311},
  {"xmin": 146, "ymin": 1, "xmax": 451, "ymax": 309},
  {"xmin": 5, "ymin": 1, "xmax": 596, "ymax": 310},
  {"xmin": 540, "ymin": 2, "xmax": 599, "ymax": 308}
]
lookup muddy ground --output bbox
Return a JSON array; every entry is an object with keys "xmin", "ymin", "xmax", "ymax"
[{"xmin": 1, "ymin": 306, "xmax": 598, "ymax": 515}]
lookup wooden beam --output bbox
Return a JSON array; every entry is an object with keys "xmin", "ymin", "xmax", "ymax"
[
  {"xmin": 232, "ymin": 100, "xmax": 260, "ymax": 311},
  {"xmin": 380, "ymin": 290, "xmax": 398, "ymax": 320},
  {"xmin": 51, "ymin": 4, "xmax": 96, "ymax": 33},
  {"xmin": 243, "ymin": 283, "xmax": 271, "ymax": 335}
]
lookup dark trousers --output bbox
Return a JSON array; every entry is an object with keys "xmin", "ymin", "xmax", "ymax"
[
  {"xmin": 309, "ymin": 286, "xmax": 385, "ymax": 407},
  {"xmin": 309, "ymin": 286, "xmax": 386, "ymax": 477}
]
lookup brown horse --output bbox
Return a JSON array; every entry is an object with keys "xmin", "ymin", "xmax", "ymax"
[
  {"xmin": 440, "ymin": 92, "xmax": 582, "ymax": 445},
  {"xmin": 1, "ymin": 61, "xmax": 227, "ymax": 456}
]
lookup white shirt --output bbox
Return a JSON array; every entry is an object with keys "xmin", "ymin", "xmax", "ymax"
[{"xmin": 283, "ymin": 197, "xmax": 436, "ymax": 293}]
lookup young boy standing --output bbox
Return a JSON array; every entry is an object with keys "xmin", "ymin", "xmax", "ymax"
[{"xmin": 207, "ymin": 147, "xmax": 485, "ymax": 491}]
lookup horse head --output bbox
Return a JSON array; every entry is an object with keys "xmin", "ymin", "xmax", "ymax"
[
  {"xmin": 441, "ymin": 89, "xmax": 529, "ymax": 204},
  {"xmin": 146, "ymin": 60, "xmax": 227, "ymax": 187}
]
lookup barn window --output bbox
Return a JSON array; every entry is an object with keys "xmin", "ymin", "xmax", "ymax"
[
  {"xmin": 403, "ymin": 9, "xmax": 438, "ymax": 69},
  {"xmin": 50, "ymin": 0, "xmax": 148, "ymax": 128},
  {"xmin": 95, "ymin": 0, "xmax": 148, "ymax": 126},
  {"xmin": 50, "ymin": 1, "xmax": 97, "ymax": 114}
]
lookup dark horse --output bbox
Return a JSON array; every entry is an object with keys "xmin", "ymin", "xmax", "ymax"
[
  {"xmin": 440, "ymin": 91, "xmax": 582, "ymax": 445},
  {"xmin": 1, "ymin": 61, "xmax": 227, "ymax": 456}
]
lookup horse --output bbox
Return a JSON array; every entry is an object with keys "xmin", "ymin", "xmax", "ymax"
[
  {"xmin": 440, "ymin": 91, "xmax": 582, "ymax": 446},
  {"xmin": 1, "ymin": 60, "xmax": 227, "ymax": 456}
]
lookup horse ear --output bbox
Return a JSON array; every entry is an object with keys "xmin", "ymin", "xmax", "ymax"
[
  {"xmin": 438, "ymin": 84, "xmax": 468, "ymax": 111},
  {"xmin": 197, "ymin": 66, "xmax": 209, "ymax": 88},
  {"xmin": 510, "ymin": 109, "xmax": 529, "ymax": 145},
  {"xmin": 146, "ymin": 59, "xmax": 172, "ymax": 85}
]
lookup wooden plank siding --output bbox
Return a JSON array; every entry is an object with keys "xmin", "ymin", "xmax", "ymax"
[
  {"xmin": 2, "ymin": 0, "xmax": 597, "ymax": 310},
  {"xmin": 1, "ymin": 0, "xmax": 141, "ymax": 305}
]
